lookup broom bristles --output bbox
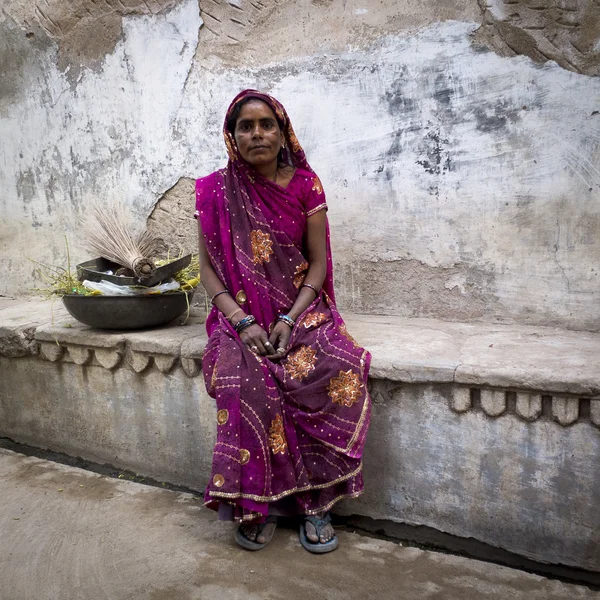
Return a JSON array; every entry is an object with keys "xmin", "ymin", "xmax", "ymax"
[{"xmin": 82, "ymin": 201, "xmax": 161, "ymax": 280}]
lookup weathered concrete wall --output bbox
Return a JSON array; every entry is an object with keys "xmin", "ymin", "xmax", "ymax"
[
  {"xmin": 346, "ymin": 381, "xmax": 600, "ymax": 571},
  {"xmin": 1, "ymin": 0, "xmax": 599, "ymax": 330},
  {"xmin": 1, "ymin": 299, "xmax": 600, "ymax": 570}
]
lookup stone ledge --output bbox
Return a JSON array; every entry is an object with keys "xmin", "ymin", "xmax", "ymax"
[
  {"xmin": 1, "ymin": 298, "xmax": 599, "ymax": 397},
  {"xmin": 2, "ymin": 299, "xmax": 600, "ymax": 572}
]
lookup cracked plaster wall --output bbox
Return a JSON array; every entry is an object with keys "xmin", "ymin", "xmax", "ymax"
[{"xmin": 1, "ymin": 0, "xmax": 599, "ymax": 330}]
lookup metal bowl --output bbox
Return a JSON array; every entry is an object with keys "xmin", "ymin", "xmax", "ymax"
[{"xmin": 62, "ymin": 291, "xmax": 195, "ymax": 330}]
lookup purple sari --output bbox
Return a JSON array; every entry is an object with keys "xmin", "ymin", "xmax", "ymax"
[{"xmin": 196, "ymin": 90, "xmax": 371, "ymax": 522}]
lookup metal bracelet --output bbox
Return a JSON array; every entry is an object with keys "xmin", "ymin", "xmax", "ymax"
[
  {"xmin": 211, "ymin": 289, "xmax": 229, "ymax": 304},
  {"xmin": 234, "ymin": 315, "xmax": 256, "ymax": 333},
  {"xmin": 277, "ymin": 314, "xmax": 296, "ymax": 328},
  {"xmin": 301, "ymin": 283, "xmax": 319, "ymax": 297},
  {"xmin": 226, "ymin": 308, "xmax": 243, "ymax": 323}
]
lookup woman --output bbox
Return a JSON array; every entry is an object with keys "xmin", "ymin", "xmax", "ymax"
[{"xmin": 195, "ymin": 90, "xmax": 371, "ymax": 553}]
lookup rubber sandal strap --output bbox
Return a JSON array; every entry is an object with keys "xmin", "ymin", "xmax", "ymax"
[
  {"xmin": 235, "ymin": 517, "xmax": 277, "ymax": 551},
  {"xmin": 299, "ymin": 512, "xmax": 338, "ymax": 554},
  {"xmin": 304, "ymin": 512, "xmax": 332, "ymax": 539}
]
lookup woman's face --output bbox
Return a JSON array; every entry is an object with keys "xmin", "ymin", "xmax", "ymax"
[{"xmin": 233, "ymin": 100, "xmax": 284, "ymax": 168}]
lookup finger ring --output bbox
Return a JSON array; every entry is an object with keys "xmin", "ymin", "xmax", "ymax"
[
  {"xmin": 251, "ymin": 345, "xmax": 259, "ymax": 353},
  {"xmin": 276, "ymin": 347, "xmax": 285, "ymax": 354}
]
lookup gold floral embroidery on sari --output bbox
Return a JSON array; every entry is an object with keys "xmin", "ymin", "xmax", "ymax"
[
  {"xmin": 339, "ymin": 323, "xmax": 360, "ymax": 348},
  {"xmin": 302, "ymin": 312, "xmax": 328, "ymax": 329},
  {"xmin": 250, "ymin": 230, "xmax": 274, "ymax": 265},
  {"xmin": 327, "ymin": 370, "xmax": 362, "ymax": 408},
  {"xmin": 293, "ymin": 262, "xmax": 309, "ymax": 288},
  {"xmin": 312, "ymin": 176, "xmax": 324, "ymax": 195},
  {"xmin": 288, "ymin": 127, "xmax": 302, "ymax": 152},
  {"xmin": 269, "ymin": 414, "xmax": 287, "ymax": 455},
  {"xmin": 224, "ymin": 132, "xmax": 237, "ymax": 161},
  {"xmin": 211, "ymin": 363, "xmax": 218, "ymax": 388},
  {"xmin": 284, "ymin": 345, "xmax": 317, "ymax": 381}
]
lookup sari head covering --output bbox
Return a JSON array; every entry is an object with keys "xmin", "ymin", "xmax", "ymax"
[{"xmin": 196, "ymin": 90, "xmax": 371, "ymax": 522}]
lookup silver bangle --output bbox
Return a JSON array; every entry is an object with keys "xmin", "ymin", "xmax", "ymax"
[
  {"xmin": 210, "ymin": 289, "xmax": 229, "ymax": 304},
  {"xmin": 301, "ymin": 283, "xmax": 319, "ymax": 297},
  {"xmin": 277, "ymin": 314, "xmax": 296, "ymax": 328}
]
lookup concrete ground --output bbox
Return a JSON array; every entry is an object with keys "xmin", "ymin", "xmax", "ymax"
[{"xmin": 0, "ymin": 449, "xmax": 596, "ymax": 600}]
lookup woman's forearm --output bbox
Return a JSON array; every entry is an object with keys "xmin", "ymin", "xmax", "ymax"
[
  {"xmin": 287, "ymin": 263, "xmax": 326, "ymax": 321},
  {"xmin": 200, "ymin": 264, "xmax": 247, "ymax": 324}
]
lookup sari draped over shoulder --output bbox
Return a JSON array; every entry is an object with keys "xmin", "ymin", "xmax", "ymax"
[{"xmin": 196, "ymin": 90, "xmax": 371, "ymax": 522}]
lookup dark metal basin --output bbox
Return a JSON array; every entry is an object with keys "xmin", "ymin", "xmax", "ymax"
[{"xmin": 62, "ymin": 291, "xmax": 195, "ymax": 330}]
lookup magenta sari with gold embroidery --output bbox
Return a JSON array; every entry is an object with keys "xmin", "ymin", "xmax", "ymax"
[{"xmin": 195, "ymin": 90, "xmax": 371, "ymax": 522}]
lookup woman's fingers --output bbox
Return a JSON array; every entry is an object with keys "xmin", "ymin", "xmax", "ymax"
[
  {"xmin": 263, "ymin": 338, "xmax": 276, "ymax": 354},
  {"xmin": 248, "ymin": 334, "xmax": 267, "ymax": 355},
  {"xmin": 255, "ymin": 340, "xmax": 268, "ymax": 355},
  {"xmin": 278, "ymin": 328, "xmax": 291, "ymax": 350},
  {"xmin": 263, "ymin": 327, "xmax": 285, "ymax": 360},
  {"xmin": 240, "ymin": 323, "xmax": 291, "ymax": 358},
  {"xmin": 247, "ymin": 340, "xmax": 265, "ymax": 355},
  {"xmin": 260, "ymin": 331, "xmax": 276, "ymax": 355},
  {"xmin": 268, "ymin": 329, "xmax": 279, "ymax": 348},
  {"xmin": 240, "ymin": 325, "xmax": 268, "ymax": 355}
]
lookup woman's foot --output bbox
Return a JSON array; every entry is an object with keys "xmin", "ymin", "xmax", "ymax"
[
  {"xmin": 240, "ymin": 520, "xmax": 277, "ymax": 544},
  {"xmin": 299, "ymin": 512, "xmax": 339, "ymax": 553},
  {"xmin": 305, "ymin": 511, "xmax": 335, "ymax": 544},
  {"xmin": 235, "ymin": 515, "xmax": 277, "ymax": 550}
]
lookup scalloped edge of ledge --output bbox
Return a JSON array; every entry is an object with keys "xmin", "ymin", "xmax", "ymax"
[{"xmin": 1, "ymin": 299, "xmax": 600, "ymax": 397}]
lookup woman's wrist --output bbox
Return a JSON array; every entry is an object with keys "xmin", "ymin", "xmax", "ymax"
[
  {"xmin": 234, "ymin": 315, "xmax": 256, "ymax": 333},
  {"xmin": 277, "ymin": 314, "xmax": 296, "ymax": 328},
  {"xmin": 226, "ymin": 307, "xmax": 246, "ymax": 325},
  {"xmin": 288, "ymin": 280, "xmax": 323, "ymax": 321},
  {"xmin": 231, "ymin": 314, "xmax": 246, "ymax": 326}
]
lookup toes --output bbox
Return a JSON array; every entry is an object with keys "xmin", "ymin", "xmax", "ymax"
[
  {"xmin": 305, "ymin": 523, "xmax": 319, "ymax": 543},
  {"xmin": 246, "ymin": 526, "xmax": 258, "ymax": 541},
  {"xmin": 256, "ymin": 522, "xmax": 275, "ymax": 544},
  {"xmin": 319, "ymin": 525, "xmax": 334, "ymax": 544}
]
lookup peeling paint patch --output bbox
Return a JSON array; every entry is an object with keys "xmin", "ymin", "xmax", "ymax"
[
  {"xmin": 146, "ymin": 177, "xmax": 197, "ymax": 255},
  {"xmin": 473, "ymin": 0, "xmax": 600, "ymax": 76},
  {"xmin": 416, "ymin": 129, "xmax": 452, "ymax": 176},
  {"xmin": 193, "ymin": 0, "xmax": 482, "ymax": 67},
  {"xmin": 2, "ymin": 0, "xmax": 195, "ymax": 80},
  {"xmin": 334, "ymin": 259, "xmax": 498, "ymax": 323}
]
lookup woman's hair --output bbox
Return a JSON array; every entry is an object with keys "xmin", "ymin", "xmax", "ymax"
[{"xmin": 226, "ymin": 96, "xmax": 284, "ymax": 134}]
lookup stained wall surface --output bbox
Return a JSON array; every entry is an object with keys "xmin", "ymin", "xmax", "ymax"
[{"xmin": 1, "ymin": 0, "xmax": 599, "ymax": 329}]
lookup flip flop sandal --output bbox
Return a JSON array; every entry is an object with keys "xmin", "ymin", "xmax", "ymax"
[
  {"xmin": 299, "ymin": 513, "xmax": 339, "ymax": 554},
  {"xmin": 235, "ymin": 516, "xmax": 277, "ymax": 551}
]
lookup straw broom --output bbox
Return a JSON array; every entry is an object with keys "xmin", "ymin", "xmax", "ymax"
[{"xmin": 82, "ymin": 202, "xmax": 160, "ymax": 281}]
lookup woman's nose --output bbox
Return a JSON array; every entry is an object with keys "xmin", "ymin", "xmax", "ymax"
[{"xmin": 251, "ymin": 124, "xmax": 262, "ymax": 138}]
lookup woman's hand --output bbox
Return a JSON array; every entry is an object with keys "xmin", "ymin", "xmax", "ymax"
[
  {"xmin": 239, "ymin": 324, "xmax": 277, "ymax": 356},
  {"xmin": 266, "ymin": 321, "xmax": 292, "ymax": 360}
]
